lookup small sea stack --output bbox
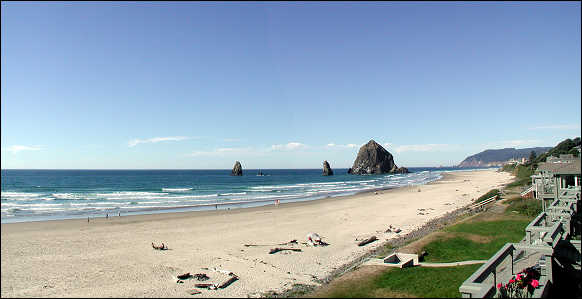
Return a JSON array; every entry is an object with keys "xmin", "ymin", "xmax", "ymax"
[
  {"xmin": 231, "ymin": 161, "xmax": 243, "ymax": 176},
  {"xmin": 348, "ymin": 140, "xmax": 409, "ymax": 175},
  {"xmin": 322, "ymin": 160, "xmax": 334, "ymax": 176}
]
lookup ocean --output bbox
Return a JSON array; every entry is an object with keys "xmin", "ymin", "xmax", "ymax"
[{"xmin": 1, "ymin": 167, "xmax": 490, "ymax": 223}]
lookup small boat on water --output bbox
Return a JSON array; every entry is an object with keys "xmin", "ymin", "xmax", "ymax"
[{"xmin": 257, "ymin": 169, "xmax": 265, "ymax": 176}]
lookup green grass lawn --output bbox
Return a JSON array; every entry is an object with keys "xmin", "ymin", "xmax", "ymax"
[
  {"xmin": 373, "ymin": 265, "xmax": 483, "ymax": 298},
  {"xmin": 421, "ymin": 220, "xmax": 530, "ymax": 263},
  {"xmin": 315, "ymin": 264, "xmax": 482, "ymax": 298},
  {"xmin": 444, "ymin": 219, "xmax": 529, "ymax": 237}
]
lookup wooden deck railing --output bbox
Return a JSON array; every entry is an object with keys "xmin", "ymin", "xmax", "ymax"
[
  {"xmin": 521, "ymin": 185, "xmax": 534, "ymax": 197},
  {"xmin": 469, "ymin": 195, "xmax": 498, "ymax": 210}
]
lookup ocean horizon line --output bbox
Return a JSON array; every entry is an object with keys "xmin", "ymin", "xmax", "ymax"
[{"xmin": 1, "ymin": 166, "xmax": 470, "ymax": 171}]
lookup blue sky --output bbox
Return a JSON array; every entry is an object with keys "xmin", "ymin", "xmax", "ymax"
[{"xmin": 1, "ymin": 2, "xmax": 580, "ymax": 169}]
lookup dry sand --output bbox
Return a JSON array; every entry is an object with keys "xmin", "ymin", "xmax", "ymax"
[{"xmin": 1, "ymin": 169, "xmax": 513, "ymax": 298}]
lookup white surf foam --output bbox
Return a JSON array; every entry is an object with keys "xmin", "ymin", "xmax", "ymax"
[{"xmin": 161, "ymin": 188, "xmax": 193, "ymax": 192}]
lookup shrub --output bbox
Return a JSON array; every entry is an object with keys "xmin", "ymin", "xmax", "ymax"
[{"xmin": 506, "ymin": 198, "xmax": 542, "ymax": 217}]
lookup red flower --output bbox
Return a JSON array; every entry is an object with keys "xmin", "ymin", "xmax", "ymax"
[
  {"xmin": 531, "ymin": 279, "xmax": 539, "ymax": 288},
  {"xmin": 516, "ymin": 273, "xmax": 523, "ymax": 280}
]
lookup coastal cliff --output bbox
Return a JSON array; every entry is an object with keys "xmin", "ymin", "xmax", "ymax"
[
  {"xmin": 458, "ymin": 147, "xmax": 551, "ymax": 167},
  {"xmin": 348, "ymin": 140, "xmax": 409, "ymax": 174}
]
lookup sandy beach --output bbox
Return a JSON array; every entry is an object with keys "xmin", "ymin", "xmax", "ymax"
[{"xmin": 1, "ymin": 169, "xmax": 513, "ymax": 298}]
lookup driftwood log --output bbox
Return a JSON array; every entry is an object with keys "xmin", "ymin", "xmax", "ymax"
[
  {"xmin": 193, "ymin": 273, "xmax": 209, "ymax": 281},
  {"xmin": 177, "ymin": 272, "xmax": 192, "ymax": 280},
  {"xmin": 218, "ymin": 275, "xmax": 239, "ymax": 289},
  {"xmin": 194, "ymin": 283, "xmax": 216, "ymax": 289},
  {"xmin": 269, "ymin": 247, "xmax": 303, "ymax": 254},
  {"xmin": 244, "ymin": 239, "xmax": 298, "ymax": 247},
  {"xmin": 357, "ymin": 236, "xmax": 378, "ymax": 246}
]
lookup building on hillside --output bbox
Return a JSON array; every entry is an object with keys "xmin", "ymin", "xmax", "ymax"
[
  {"xmin": 460, "ymin": 156, "xmax": 581, "ymax": 298},
  {"xmin": 528, "ymin": 155, "xmax": 581, "ymax": 205}
]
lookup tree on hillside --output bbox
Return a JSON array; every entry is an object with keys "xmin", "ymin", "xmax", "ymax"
[
  {"xmin": 533, "ymin": 137, "xmax": 581, "ymax": 164},
  {"xmin": 529, "ymin": 150, "xmax": 537, "ymax": 169},
  {"xmin": 529, "ymin": 150, "xmax": 536, "ymax": 162}
]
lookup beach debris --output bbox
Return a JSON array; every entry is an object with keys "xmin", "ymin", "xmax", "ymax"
[
  {"xmin": 282, "ymin": 239, "xmax": 298, "ymax": 245},
  {"xmin": 152, "ymin": 242, "xmax": 168, "ymax": 250},
  {"xmin": 218, "ymin": 274, "xmax": 239, "ymax": 289},
  {"xmin": 177, "ymin": 280, "xmax": 184, "ymax": 283},
  {"xmin": 357, "ymin": 236, "xmax": 378, "ymax": 246},
  {"xmin": 394, "ymin": 228, "xmax": 402, "ymax": 233},
  {"xmin": 195, "ymin": 283, "xmax": 218, "ymax": 290},
  {"xmin": 177, "ymin": 272, "xmax": 193, "ymax": 280},
  {"xmin": 193, "ymin": 273, "xmax": 210, "ymax": 281},
  {"xmin": 306, "ymin": 232, "xmax": 328, "ymax": 246},
  {"xmin": 193, "ymin": 269, "xmax": 239, "ymax": 290},
  {"xmin": 269, "ymin": 247, "xmax": 303, "ymax": 254},
  {"xmin": 189, "ymin": 289, "xmax": 202, "ymax": 295},
  {"xmin": 385, "ymin": 227, "xmax": 392, "ymax": 233},
  {"xmin": 244, "ymin": 239, "xmax": 299, "ymax": 247}
]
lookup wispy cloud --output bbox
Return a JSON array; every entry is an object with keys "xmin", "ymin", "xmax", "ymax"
[
  {"xmin": 5, "ymin": 145, "xmax": 43, "ymax": 153},
  {"xmin": 528, "ymin": 124, "xmax": 581, "ymax": 130},
  {"xmin": 326, "ymin": 143, "xmax": 358, "ymax": 149},
  {"xmin": 271, "ymin": 142, "xmax": 308, "ymax": 151},
  {"xmin": 128, "ymin": 136, "xmax": 190, "ymax": 147}
]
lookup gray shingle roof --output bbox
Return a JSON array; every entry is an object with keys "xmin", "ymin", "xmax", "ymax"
[{"xmin": 538, "ymin": 159, "xmax": 581, "ymax": 175}]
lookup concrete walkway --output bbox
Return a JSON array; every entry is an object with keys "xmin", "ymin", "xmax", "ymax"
[
  {"xmin": 363, "ymin": 258, "xmax": 487, "ymax": 267},
  {"xmin": 419, "ymin": 260, "xmax": 487, "ymax": 267}
]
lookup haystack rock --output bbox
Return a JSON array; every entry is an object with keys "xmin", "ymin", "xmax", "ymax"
[
  {"xmin": 348, "ymin": 140, "xmax": 409, "ymax": 175},
  {"xmin": 231, "ymin": 161, "xmax": 243, "ymax": 176},
  {"xmin": 322, "ymin": 160, "xmax": 334, "ymax": 176}
]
